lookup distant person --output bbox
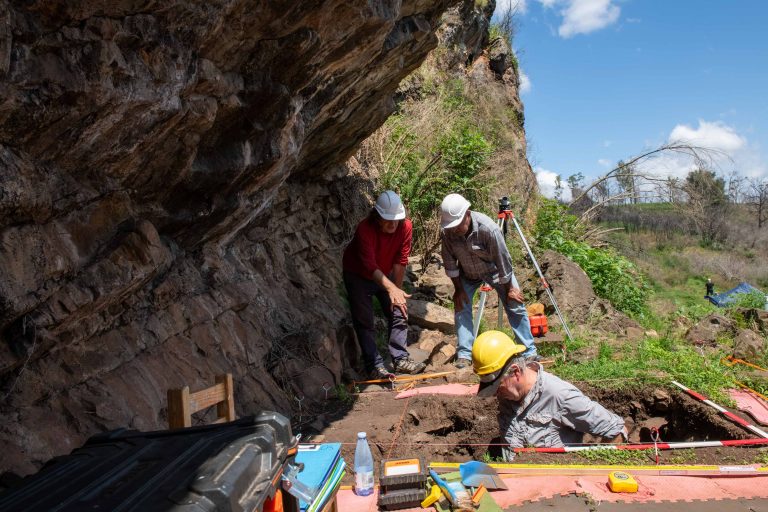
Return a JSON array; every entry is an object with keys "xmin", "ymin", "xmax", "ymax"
[
  {"xmin": 472, "ymin": 331, "xmax": 628, "ymax": 461},
  {"xmin": 439, "ymin": 193, "xmax": 537, "ymax": 368},
  {"xmin": 343, "ymin": 191, "xmax": 426, "ymax": 380},
  {"xmin": 706, "ymin": 278, "xmax": 714, "ymax": 297}
]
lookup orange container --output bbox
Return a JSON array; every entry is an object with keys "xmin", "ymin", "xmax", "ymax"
[
  {"xmin": 263, "ymin": 489, "xmax": 283, "ymax": 512},
  {"xmin": 529, "ymin": 314, "xmax": 548, "ymax": 337}
]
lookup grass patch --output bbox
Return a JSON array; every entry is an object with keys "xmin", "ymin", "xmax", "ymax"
[
  {"xmin": 334, "ymin": 384, "xmax": 354, "ymax": 405},
  {"xmin": 667, "ymin": 449, "xmax": 698, "ymax": 465},
  {"xmin": 754, "ymin": 450, "xmax": 768, "ymax": 466},
  {"xmin": 481, "ymin": 451, "xmax": 505, "ymax": 464},
  {"xmin": 575, "ymin": 448, "xmax": 652, "ymax": 465},
  {"xmin": 551, "ymin": 337, "xmax": 740, "ymax": 403}
]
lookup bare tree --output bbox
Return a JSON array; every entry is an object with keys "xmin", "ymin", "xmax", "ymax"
[
  {"xmin": 656, "ymin": 176, "xmax": 681, "ymax": 203},
  {"xmin": 745, "ymin": 177, "xmax": 768, "ymax": 228},
  {"xmin": 726, "ymin": 170, "xmax": 745, "ymax": 204},
  {"xmin": 591, "ymin": 179, "xmax": 611, "ymax": 203},
  {"xmin": 490, "ymin": 0, "xmax": 522, "ymax": 47},
  {"xmin": 615, "ymin": 160, "xmax": 637, "ymax": 204},
  {"xmin": 554, "ymin": 174, "xmax": 564, "ymax": 202},
  {"xmin": 568, "ymin": 142, "xmax": 723, "ymax": 224},
  {"xmin": 679, "ymin": 168, "xmax": 729, "ymax": 245}
]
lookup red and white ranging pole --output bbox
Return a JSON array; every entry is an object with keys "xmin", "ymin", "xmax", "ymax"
[{"xmin": 671, "ymin": 380, "xmax": 768, "ymax": 439}]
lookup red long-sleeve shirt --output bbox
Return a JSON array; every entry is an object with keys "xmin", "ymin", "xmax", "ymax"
[{"xmin": 342, "ymin": 217, "xmax": 412, "ymax": 280}]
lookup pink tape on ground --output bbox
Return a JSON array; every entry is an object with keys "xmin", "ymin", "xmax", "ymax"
[
  {"xmin": 336, "ymin": 473, "xmax": 768, "ymax": 510},
  {"xmin": 729, "ymin": 389, "xmax": 768, "ymax": 425},
  {"xmin": 336, "ymin": 488, "xmax": 380, "ymax": 512},
  {"xmin": 395, "ymin": 383, "xmax": 478, "ymax": 399}
]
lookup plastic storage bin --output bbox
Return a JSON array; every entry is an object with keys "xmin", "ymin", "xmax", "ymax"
[
  {"xmin": 529, "ymin": 314, "xmax": 548, "ymax": 337},
  {"xmin": 0, "ymin": 412, "xmax": 298, "ymax": 512}
]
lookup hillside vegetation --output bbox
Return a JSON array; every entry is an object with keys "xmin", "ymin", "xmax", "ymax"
[
  {"xmin": 364, "ymin": 7, "xmax": 768, "ymax": 411},
  {"xmin": 558, "ymin": 201, "xmax": 768, "ymax": 401},
  {"xmin": 356, "ymin": 12, "xmax": 537, "ymax": 255}
]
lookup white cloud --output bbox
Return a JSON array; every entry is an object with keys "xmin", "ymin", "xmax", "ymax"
[
  {"xmin": 637, "ymin": 120, "xmax": 765, "ymax": 180},
  {"xmin": 602, "ymin": 140, "xmax": 613, "ymax": 148},
  {"xmin": 559, "ymin": 0, "xmax": 620, "ymax": 37},
  {"xmin": 535, "ymin": 167, "xmax": 572, "ymax": 201},
  {"xmin": 519, "ymin": 70, "xmax": 532, "ymax": 94},
  {"xmin": 536, "ymin": 0, "xmax": 620, "ymax": 38},
  {"xmin": 598, "ymin": 158, "xmax": 612, "ymax": 168},
  {"xmin": 494, "ymin": 0, "xmax": 527, "ymax": 16},
  {"xmin": 669, "ymin": 120, "xmax": 746, "ymax": 153}
]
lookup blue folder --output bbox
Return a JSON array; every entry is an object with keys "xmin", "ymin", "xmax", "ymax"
[
  {"xmin": 308, "ymin": 458, "xmax": 345, "ymax": 512},
  {"xmin": 295, "ymin": 443, "xmax": 342, "ymax": 511}
]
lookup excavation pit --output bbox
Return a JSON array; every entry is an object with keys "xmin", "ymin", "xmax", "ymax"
[{"xmin": 319, "ymin": 384, "xmax": 767, "ymax": 476}]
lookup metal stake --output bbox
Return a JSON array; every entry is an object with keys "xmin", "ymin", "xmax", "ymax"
[
  {"xmin": 322, "ymin": 383, "xmax": 332, "ymax": 401},
  {"xmin": 294, "ymin": 394, "xmax": 304, "ymax": 423}
]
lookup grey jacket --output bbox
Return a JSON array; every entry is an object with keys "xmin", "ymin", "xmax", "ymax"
[
  {"xmin": 441, "ymin": 211, "xmax": 515, "ymax": 284},
  {"xmin": 498, "ymin": 363, "xmax": 624, "ymax": 459}
]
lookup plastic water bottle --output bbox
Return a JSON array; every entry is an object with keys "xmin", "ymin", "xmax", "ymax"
[
  {"xmin": 764, "ymin": 294, "xmax": 768, "ymax": 311},
  {"xmin": 354, "ymin": 432, "xmax": 374, "ymax": 496}
]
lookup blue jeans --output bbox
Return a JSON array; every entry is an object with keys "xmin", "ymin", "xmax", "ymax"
[
  {"xmin": 343, "ymin": 271, "xmax": 409, "ymax": 371},
  {"xmin": 454, "ymin": 274, "xmax": 536, "ymax": 360}
]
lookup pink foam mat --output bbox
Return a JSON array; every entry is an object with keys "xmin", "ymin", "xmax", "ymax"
[
  {"xmin": 395, "ymin": 383, "xmax": 478, "ymax": 399},
  {"xmin": 336, "ymin": 473, "xmax": 768, "ymax": 510},
  {"xmin": 729, "ymin": 389, "xmax": 768, "ymax": 425}
]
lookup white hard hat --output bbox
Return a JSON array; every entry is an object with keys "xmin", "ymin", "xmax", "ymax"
[
  {"xmin": 440, "ymin": 193, "xmax": 471, "ymax": 229},
  {"xmin": 375, "ymin": 190, "xmax": 406, "ymax": 220}
]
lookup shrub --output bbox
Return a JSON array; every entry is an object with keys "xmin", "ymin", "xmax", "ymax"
[
  {"xmin": 728, "ymin": 290, "xmax": 767, "ymax": 309},
  {"xmin": 379, "ymin": 115, "xmax": 493, "ymax": 253},
  {"xmin": 535, "ymin": 199, "xmax": 650, "ymax": 316}
]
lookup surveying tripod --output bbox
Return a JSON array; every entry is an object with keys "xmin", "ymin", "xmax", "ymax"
[{"xmin": 472, "ymin": 197, "xmax": 574, "ymax": 344}]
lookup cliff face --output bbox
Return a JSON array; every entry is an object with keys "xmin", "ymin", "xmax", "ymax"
[{"xmin": 0, "ymin": 0, "xmax": 525, "ymax": 476}]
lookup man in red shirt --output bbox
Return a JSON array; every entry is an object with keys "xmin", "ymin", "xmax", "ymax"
[{"xmin": 343, "ymin": 191, "xmax": 426, "ymax": 379}]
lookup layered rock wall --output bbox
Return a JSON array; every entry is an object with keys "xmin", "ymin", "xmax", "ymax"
[
  {"xmin": 0, "ymin": 0, "xmax": 537, "ymax": 477},
  {"xmin": 1, "ymin": 0, "xmax": 478, "ymax": 475}
]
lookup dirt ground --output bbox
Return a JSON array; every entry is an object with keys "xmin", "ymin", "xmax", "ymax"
[{"xmin": 308, "ymin": 373, "xmax": 768, "ymax": 485}]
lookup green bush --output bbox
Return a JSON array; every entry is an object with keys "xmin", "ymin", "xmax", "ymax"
[
  {"xmin": 534, "ymin": 199, "xmax": 650, "ymax": 317},
  {"xmin": 380, "ymin": 117, "xmax": 492, "ymax": 251},
  {"xmin": 728, "ymin": 290, "xmax": 767, "ymax": 309}
]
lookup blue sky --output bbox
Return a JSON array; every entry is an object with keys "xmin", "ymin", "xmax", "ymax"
[{"xmin": 495, "ymin": 0, "xmax": 768, "ymax": 200}]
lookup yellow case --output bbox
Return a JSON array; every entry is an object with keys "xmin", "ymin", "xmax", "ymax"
[
  {"xmin": 383, "ymin": 458, "xmax": 421, "ymax": 476},
  {"xmin": 608, "ymin": 471, "xmax": 638, "ymax": 493}
]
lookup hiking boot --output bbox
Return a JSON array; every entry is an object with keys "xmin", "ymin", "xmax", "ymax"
[
  {"xmin": 394, "ymin": 357, "xmax": 426, "ymax": 375},
  {"xmin": 454, "ymin": 357, "xmax": 472, "ymax": 369},
  {"xmin": 367, "ymin": 366, "xmax": 393, "ymax": 381}
]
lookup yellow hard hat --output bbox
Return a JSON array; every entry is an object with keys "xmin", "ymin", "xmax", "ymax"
[{"xmin": 472, "ymin": 330, "xmax": 525, "ymax": 397}]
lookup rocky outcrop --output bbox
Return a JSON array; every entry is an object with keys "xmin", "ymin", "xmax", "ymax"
[
  {"xmin": 0, "ymin": 0, "xmax": 489, "ymax": 476},
  {"xmin": 732, "ymin": 329, "xmax": 767, "ymax": 361},
  {"xmin": 685, "ymin": 313, "xmax": 736, "ymax": 346},
  {"xmin": 407, "ymin": 299, "xmax": 454, "ymax": 333},
  {"xmin": 532, "ymin": 251, "xmax": 642, "ymax": 336}
]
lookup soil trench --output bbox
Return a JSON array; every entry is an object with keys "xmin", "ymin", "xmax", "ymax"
[{"xmin": 312, "ymin": 380, "xmax": 767, "ymax": 483}]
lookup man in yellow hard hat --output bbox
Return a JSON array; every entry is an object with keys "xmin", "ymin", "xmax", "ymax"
[{"xmin": 473, "ymin": 330, "xmax": 628, "ymax": 461}]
